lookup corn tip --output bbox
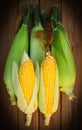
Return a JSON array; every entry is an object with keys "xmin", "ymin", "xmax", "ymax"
[
  {"xmin": 44, "ymin": 115, "xmax": 51, "ymax": 126},
  {"xmin": 25, "ymin": 114, "xmax": 32, "ymax": 126},
  {"xmin": 65, "ymin": 90, "xmax": 76, "ymax": 101},
  {"xmin": 10, "ymin": 96, "xmax": 16, "ymax": 105},
  {"xmin": 69, "ymin": 94, "xmax": 77, "ymax": 101}
]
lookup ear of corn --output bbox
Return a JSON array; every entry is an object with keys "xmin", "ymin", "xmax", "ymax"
[
  {"xmin": 30, "ymin": 4, "xmax": 45, "ymax": 65},
  {"xmin": 39, "ymin": 52, "xmax": 59, "ymax": 126},
  {"xmin": 51, "ymin": 6, "xmax": 76, "ymax": 99},
  {"xmin": 12, "ymin": 52, "xmax": 39, "ymax": 126},
  {"xmin": 3, "ymin": 5, "xmax": 32, "ymax": 105}
]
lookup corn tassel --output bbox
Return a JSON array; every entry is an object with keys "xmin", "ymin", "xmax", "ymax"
[
  {"xmin": 51, "ymin": 6, "xmax": 76, "ymax": 99},
  {"xmin": 3, "ymin": 5, "xmax": 32, "ymax": 105},
  {"xmin": 30, "ymin": 4, "xmax": 45, "ymax": 65},
  {"xmin": 39, "ymin": 52, "xmax": 59, "ymax": 126},
  {"xmin": 12, "ymin": 52, "xmax": 39, "ymax": 126}
]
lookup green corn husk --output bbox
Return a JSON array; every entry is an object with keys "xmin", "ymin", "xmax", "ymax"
[
  {"xmin": 3, "ymin": 4, "xmax": 32, "ymax": 105},
  {"xmin": 30, "ymin": 4, "xmax": 45, "ymax": 65},
  {"xmin": 51, "ymin": 6, "xmax": 76, "ymax": 100},
  {"xmin": 12, "ymin": 52, "xmax": 39, "ymax": 126}
]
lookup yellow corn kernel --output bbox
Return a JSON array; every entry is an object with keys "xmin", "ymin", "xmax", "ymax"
[
  {"xmin": 41, "ymin": 54, "xmax": 56, "ymax": 114},
  {"xmin": 18, "ymin": 60, "xmax": 35, "ymax": 103}
]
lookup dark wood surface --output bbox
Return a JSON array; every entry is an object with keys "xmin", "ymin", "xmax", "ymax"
[{"xmin": 0, "ymin": 0, "xmax": 82, "ymax": 130}]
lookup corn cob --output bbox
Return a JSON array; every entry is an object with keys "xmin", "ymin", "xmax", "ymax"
[
  {"xmin": 12, "ymin": 52, "xmax": 39, "ymax": 126},
  {"xmin": 39, "ymin": 51, "xmax": 59, "ymax": 126},
  {"xmin": 30, "ymin": 4, "xmax": 45, "ymax": 65},
  {"xmin": 18, "ymin": 57, "xmax": 35, "ymax": 104},
  {"xmin": 3, "ymin": 5, "xmax": 32, "ymax": 105},
  {"xmin": 51, "ymin": 6, "xmax": 76, "ymax": 99},
  {"xmin": 38, "ymin": 22, "xmax": 59, "ymax": 125}
]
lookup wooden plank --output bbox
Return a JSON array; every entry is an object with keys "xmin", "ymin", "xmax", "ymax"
[
  {"xmin": 39, "ymin": 0, "xmax": 61, "ymax": 130},
  {"xmin": 71, "ymin": 47, "xmax": 82, "ymax": 130},
  {"xmin": 78, "ymin": 45, "xmax": 82, "ymax": 130},
  {"xmin": 62, "ymin": 0, "xmax": 82, "ymax": 130},
  {"xmin": 0, "ymin": 0, "xmax": 18, "ymax": 130},
  {"xmin": 40, "ymin": 0, "xmax": 61, "ymax": 14},
  {"xmin": 61, "ymin": 1, "xmax": 73, "ymax": 129},
  {"xmin": 61, "ymin": 94, "xmax": 73, "ymax": 130},
  {"xmin": 71, "ymin": 9, "xmax": 82, "ymax": 127},
  {"xmin": 61, "ymin": 0, "xmax": 81, "ymax": 48},
  {"xmin": 18, "ymin": 0, "xmax": 39, "ymax": 130}
]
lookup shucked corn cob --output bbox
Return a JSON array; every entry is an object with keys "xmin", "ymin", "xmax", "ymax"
[
  {"xmin": 12, "ymin": 52, "xmax": 39, "ymax": 126},
  {"xmin": 39, "ymin": 51, "xmax": 59, "ymax": 126},
  {"xmin": 18, "ymin": 56, "xmax": 35, "ymax": 104},
  {"xmin": 51, "ymin": 6, "xmax": 76, "ymax": 99},
  {"xmin": 3, "ymin": 5, "xmax": 32, "ymax": 105}
]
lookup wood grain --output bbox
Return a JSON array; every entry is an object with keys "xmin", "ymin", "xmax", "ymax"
[
  {"xmin": 0, "ymin": 0, "xmax": 18, "ymax": 130},
  {"xmin": 0, "ymin": 0, "xmax": 82, "ymax": 130},
  {"xmin": 62, "ymin": 0, "xmax": 82, "ymax": 130}
]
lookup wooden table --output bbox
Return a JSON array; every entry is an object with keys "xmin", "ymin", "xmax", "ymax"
[{"xmin": 0, "ymin": 0, "xmax": 82, "ymax": 130}]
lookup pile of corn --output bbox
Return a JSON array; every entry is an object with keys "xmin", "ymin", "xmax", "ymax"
[{"xmin": 3, "ymin": 4, "xmax": 76, "ymax": 126}]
